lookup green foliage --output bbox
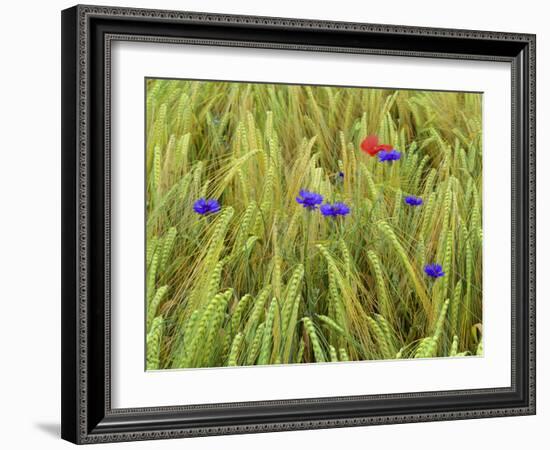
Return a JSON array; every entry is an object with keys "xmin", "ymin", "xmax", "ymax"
[{"xmin": 145, "ymin": 79, "xmax": 483, "ymax": 369}]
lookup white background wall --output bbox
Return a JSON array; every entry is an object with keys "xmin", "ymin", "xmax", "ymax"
[{"xmin": 0, "ymin": 0, "xmax": 545, "ymax": 448}]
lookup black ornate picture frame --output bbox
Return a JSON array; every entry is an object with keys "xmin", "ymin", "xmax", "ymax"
[{"xmin": 61, "ymin": 4, "xmax": 536, "ymax": 444}]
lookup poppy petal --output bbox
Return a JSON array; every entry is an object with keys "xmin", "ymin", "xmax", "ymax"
[{"xmin": 360, "ymin": 135, "xmax": 379, "ymax": 155}]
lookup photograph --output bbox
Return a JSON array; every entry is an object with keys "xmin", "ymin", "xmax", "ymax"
[
  {"xmin": 56, "ymin": 3, "xmax": 536, "ymax": 445},
  {"xmin": 145, "ymin": 78, "xmax": 483, "ymax": 370}
]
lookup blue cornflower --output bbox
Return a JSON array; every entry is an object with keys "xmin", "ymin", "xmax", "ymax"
[
  {"xmin": 378, "ymin": 149, "xmax": 401, "ymax": 162},
  {"xmin": 320, "ymin": 202, "xmax": 351, "ymax": 217},
  {"xmin": 424, "ymin": 263, "xmax": 445, "ymax": 278},
  {"xmin": 193, "ymin": 198, "xmax": 221, "ymax": 215},
  {"xmin": 405, "ymin": 195, "xmax": 423, "ymax": 206},
  {"xmin": 296, "ymin": 190, "xmax": 323, "ymax": 210}
]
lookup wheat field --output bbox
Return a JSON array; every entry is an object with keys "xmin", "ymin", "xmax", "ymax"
[{"xmin": 145, "ymin": 78, "xmax": 483, "ymax": 370}]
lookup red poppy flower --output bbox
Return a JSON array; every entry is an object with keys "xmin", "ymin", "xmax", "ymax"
[{"xmin": 360, "ymin": 135, "xmax": 393, "ymax": 156}]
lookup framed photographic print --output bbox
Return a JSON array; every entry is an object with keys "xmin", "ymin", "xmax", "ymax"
[{"xmin": 61, "ymin": 4, "xmax": 536, "ymax": 444}]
